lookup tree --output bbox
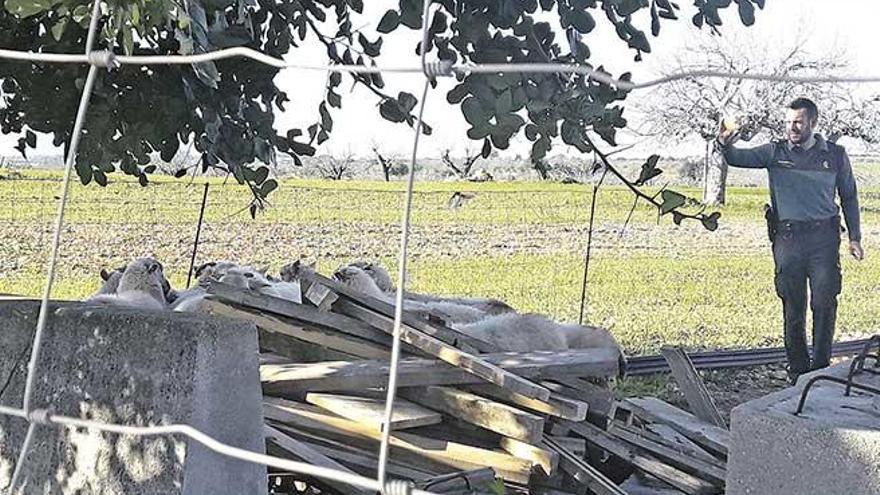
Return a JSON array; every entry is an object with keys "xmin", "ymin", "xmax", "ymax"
[
  {"xmin": 315, "ymin": 152, "xmax": 355, "ymax": 180},
  {"xmin": 440, "ymin": 148, "xmax": 482, "ymax": 179},
  {"xmin": 1, "ymin": 0, "xmax": 763, "ymax": 223},
  {"xmin": 638, "ymin": 33, "xmax": 880, "ymax": 205},
  {"xmin": 371, "ymin": 146, "xmax": 407, "ymax": 181}
]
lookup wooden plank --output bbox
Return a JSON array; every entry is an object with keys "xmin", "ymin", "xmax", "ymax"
[
  {"xmin": 264, "ymin": 425, "xmax": 371, "ymax": 495},
  {"xmin": 260, "ymin": 352, "xmax": 293, "ymax": 365},
  {"xmin": 544, "ymin": 379, "xmax": 615, "ymax": 423},
  {"xmin": 644, "ymin": 424, "xmax": 720, "ymax": 464},
  {"xmin": 499, "ymin": 437, "xmax": 558, "ymax": 476},
  {"xmin": 269, "ymin": 424, "xmax": 435, "ymax": 481},
  {"xmin": 608, "ymin": 401, "xmax": 635, "ymax": 427},
  {"xmin": 401, "ymin": 386, "xmax": 545, "ymax": 444},
  {"xmin": 207, "ymin": 282, "xmax": 393, "ymax": 346},
  {"xmin": 306, "ymin": 392, "xmax": 442, "ymax": 430},
  {"xmin": 660, "ymin": 347, "xmax": 727, "ymax": 428},
  {"xmin": 317, "ymin": 275, "xmax": 499, "ymax": 353},
  {"xmin": 465, "ymin": 383, "xmax": 589, "ymax": 421},
  {"xmin": 304, "ymin": 281, "xmax": 338, "ymax": 311},
  {"xmin": 264, "ymin": 397, "xmax": 536, "ymax": 484},
  {"xmin": 625, "ymin": 397, "xmax": 729, "ymax": 457},
  {"xmin": 607, "ymin": 422, "xmax": 726, "ymax": 486},
  {"xmin": 563, "ymin": 420, "xmax": 718, "ymax": 495},
  {"xmin": 548, "ymin": 436, "xmax": 586, "ymax": 457},
  {"xmin": 259, "ymin": 329, "xmax": 358, "ymax": 363},
  {"xmin": 334, "ymin": 298, "xmax": 551, "ymax": 401},
  {"xmin": 204, "ymin": 300, "xmax": 390, "ymax": 360},
  {"xmin": 261, "ymin": 349, "xmax": 620, "ymax": 395},
  {"xmin": 415, "ymin": 468, "xmax": 497, "ymax": 493},
  {"xmin": 542, "ymin": 436, "xmax": 627, "ymax": 495}
]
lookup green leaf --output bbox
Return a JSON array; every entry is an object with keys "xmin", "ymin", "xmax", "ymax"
[
  {"xmin": 701, "ymin": 211, "xmax": 721, "ymax": 231},
  {"xmin": 461, "ymin": 97, "xmax": 489, "ymax": 127},
  {"xmin": 289, "ymin": 141, "xmax": 315, "ymax": 156},
  {"xmin": 377, "ymin": 10, "xmax": 400, "ymax": 33},
  {"xmin": 672, "ymin": 211, "xmax": 684, "ymax": 225},
  {"xmin": 660, "ymin": 190, "xmax": 686, "ymax": 214},
  {"xmin": 123, "ymin": 27, "xmax": 134, "ymax": 56},
  {"xmin": 567, "ymin": 9, "xmax": 595, "ymax": 33},
  {"xmin": 261, "ymin": 178, "xmax": 278, "ymax": 197},
  {"xmin": 93, "ymin": 169, "xmax": 108, "ymax": 186},
  {"xmin": 319, "ymin": 102, "xmax": 333, "ymax": 132},
  {"xmin": 254, "ymin": 166, "xmax": 269, "ymax": 184},
  {"xmin": 5, "ymin": 0, "xmax": 55, "ymax": 18},
  {"xmin": 495, "ymin": 89, "xmax": 513, "ymax": 116},
  {"xmin": 481, "ymin": 138, "xmax": 492, "ymax": 159},
  {"xmin": 379, "ymin": 99, "xmax": 406, "ymax": 123},
  {"xmin": 75, "ymin": 161, "xmax": 92, "ymax": 185},
  {"xmin": 736, "ymin": 0, "xmax": 755, "ymax": 25},
  {"xmin": 50, "ymin": 17, "xmax": 68, "ymax": 41},
  {"xmin": 327, "ymin": 91, "xmax": 342, "ymax": 108},
  {"xmin": 397, "ymin": 92, "xmax": 418, "ymax": 113},
  {"xmin": 447, "ymin": 82, "xmax": 470, "ymax": 104},
  {"xmin": 635, "ymin": 154, "xmax": 662, "ymax": 185}
]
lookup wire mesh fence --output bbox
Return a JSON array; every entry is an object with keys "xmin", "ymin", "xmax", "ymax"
[{"xmin": 0, "ymin": 175, "xmax": 629, "ymax": 321}]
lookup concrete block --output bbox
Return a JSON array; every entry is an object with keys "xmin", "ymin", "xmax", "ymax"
[
  {"xmin": 0, "ymin": 300, "xmax": 267, "ymax": 495},
  {"xmin": 727, "ymin": 359, "xmax": 880, "ymax": 495}
]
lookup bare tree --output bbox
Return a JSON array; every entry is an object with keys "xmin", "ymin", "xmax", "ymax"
[
  {"xmin": 638, "ymin": 33, "xmax": 880, "ymax": 205},
  {"xmin": 441, "ymin": 148, "xmax": 482, "ymax": 180},
  {"xmin": 371, "ymin": 146, "xmax": 408, "ymax": 181},
  {"xmin": 316, "ymin": 152, "xmax": 355, "ymax": 181}
]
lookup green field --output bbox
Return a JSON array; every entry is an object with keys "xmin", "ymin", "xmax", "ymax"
[{"xmin": 1, "ymin": 168, "xmax": 878, "ymax": 356}]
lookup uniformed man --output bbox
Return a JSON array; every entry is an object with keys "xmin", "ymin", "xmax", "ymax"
[{"xmin": 716, "ymin": 97, "xmax": 864, "ymax": 384}]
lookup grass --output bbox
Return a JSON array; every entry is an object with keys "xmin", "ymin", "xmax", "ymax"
[{"xmin": 2, "ymin": 168, "xmax": 879, "ymax": 358}]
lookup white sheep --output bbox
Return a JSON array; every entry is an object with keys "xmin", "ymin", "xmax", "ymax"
[
  {"xmin": 333, "ymin": 265, "xmax": 487, "ymax": 325},
  {"xmin": 86, "ymin": 257, "xmax": 168, "ymax": 310},
  {"xmin": 350, "ymin": 260, "xmax": 515, "ymax": 315},
  {"xmin": 95, "ymin": 266, "xmax": 126, "ymax": 295},
  {"xmin": 279, "ymin": 259, "xmax": 318, "ymax": 284},
  {"xmin": 455, "ymin": 313, "xmax": 569, "ymax": 352},
  {"xmin": 169, "ymin": 287, "xmax": 207, "ymax": 312}
]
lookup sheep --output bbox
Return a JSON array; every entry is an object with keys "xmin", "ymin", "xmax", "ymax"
[
  {"xmin": 173, "ymin": 264, "xmax": 272, "ymax": 313},
  {"xmin": 333, "ymin": 265, "xmax": 487, "ymax": 325},
  {"xmin": 194, "ymin": 261, "xmax": 244, "ymax": 287},
  {"xmin": 218, "ymin": 265, "xmax": 302, "ymax": 303},
  {"xmin": 455, "ymin": 312, "xmax": 627, "ymax": 375},
  {"xmin": 348, "ymin": 260, "xmax": 516, "ymax": 315},
  {"xmin": 95, "ymin": 266, "xmax": 126, "ymax": 295},
  {"xmin": 454, "ymin": 313, "xmax": 569, "ymax": 352},
  {"xmin": 95, "ymin": 259, "xmax": 178, "ymax": 304},
  {"xmin": 279, "ymin": 260, "xmax": 318, "ymax": 284},
  {"xmin": 85, "ymin": 257, "xmax": 168, "ymax": 310}
]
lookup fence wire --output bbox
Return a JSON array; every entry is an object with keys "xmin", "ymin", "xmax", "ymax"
[{"xmin": 2, "ymin": 1, "xmax": 878, "ymax": 493}]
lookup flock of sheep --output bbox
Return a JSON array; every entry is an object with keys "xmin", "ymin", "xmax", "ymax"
[{"xmin": 86, "ymin": 257, "xmax": 625, "ymax": 371}]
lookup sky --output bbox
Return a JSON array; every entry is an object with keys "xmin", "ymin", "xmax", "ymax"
[{"xmin": 4, "ymin": 0, "xmax": 880, "ymax": 162}]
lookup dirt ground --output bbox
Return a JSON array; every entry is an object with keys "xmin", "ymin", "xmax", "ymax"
[{"xmin": 640, "ymin": 353, "xmax": 862, "ymax": 423}]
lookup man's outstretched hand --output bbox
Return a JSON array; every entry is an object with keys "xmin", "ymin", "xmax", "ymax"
[
  {"xmin": 716, "ymin": 118, "xmax": 741, "ymax": 148},
  {"xmin": 850, "ymin": 240, "xmax": 865, "ymax": 261}
]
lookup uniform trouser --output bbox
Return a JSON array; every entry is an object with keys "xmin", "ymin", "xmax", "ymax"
[{"xmin": 772, "ymin": 223, "xmax": 842, "ymax": 376}]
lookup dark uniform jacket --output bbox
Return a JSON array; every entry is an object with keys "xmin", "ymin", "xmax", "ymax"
[{"xmin": 720, "ymin": 134, "xmax": 861, "ymax": 242}]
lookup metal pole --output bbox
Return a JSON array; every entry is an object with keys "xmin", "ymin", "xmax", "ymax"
[
  {"xmin": 186, "ymin": 182, "xmax": 209, "ymax": 288},
  {"xmin": 578, "ymin": 181, "xmax": 600, "ymax": 325}
]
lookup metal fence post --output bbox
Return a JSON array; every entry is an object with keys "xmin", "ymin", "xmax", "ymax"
[{"xmin": 186, "ymin": 182, "xmax": 210, "ymax": 288}]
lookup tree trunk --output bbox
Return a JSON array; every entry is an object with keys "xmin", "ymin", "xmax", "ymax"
[{"xmin": 702, "ymin": 140, "xmax": 728, "ymax": 206}]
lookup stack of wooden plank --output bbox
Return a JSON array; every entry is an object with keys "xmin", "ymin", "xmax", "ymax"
[{"xmin": 203, "ymin": 272, "xmax": 730, "ymax": 495}]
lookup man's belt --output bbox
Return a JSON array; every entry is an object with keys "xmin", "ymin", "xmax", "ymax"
[{"xmin": 776, "ymin": 215, "xmax": 840, "ymax": 233}]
